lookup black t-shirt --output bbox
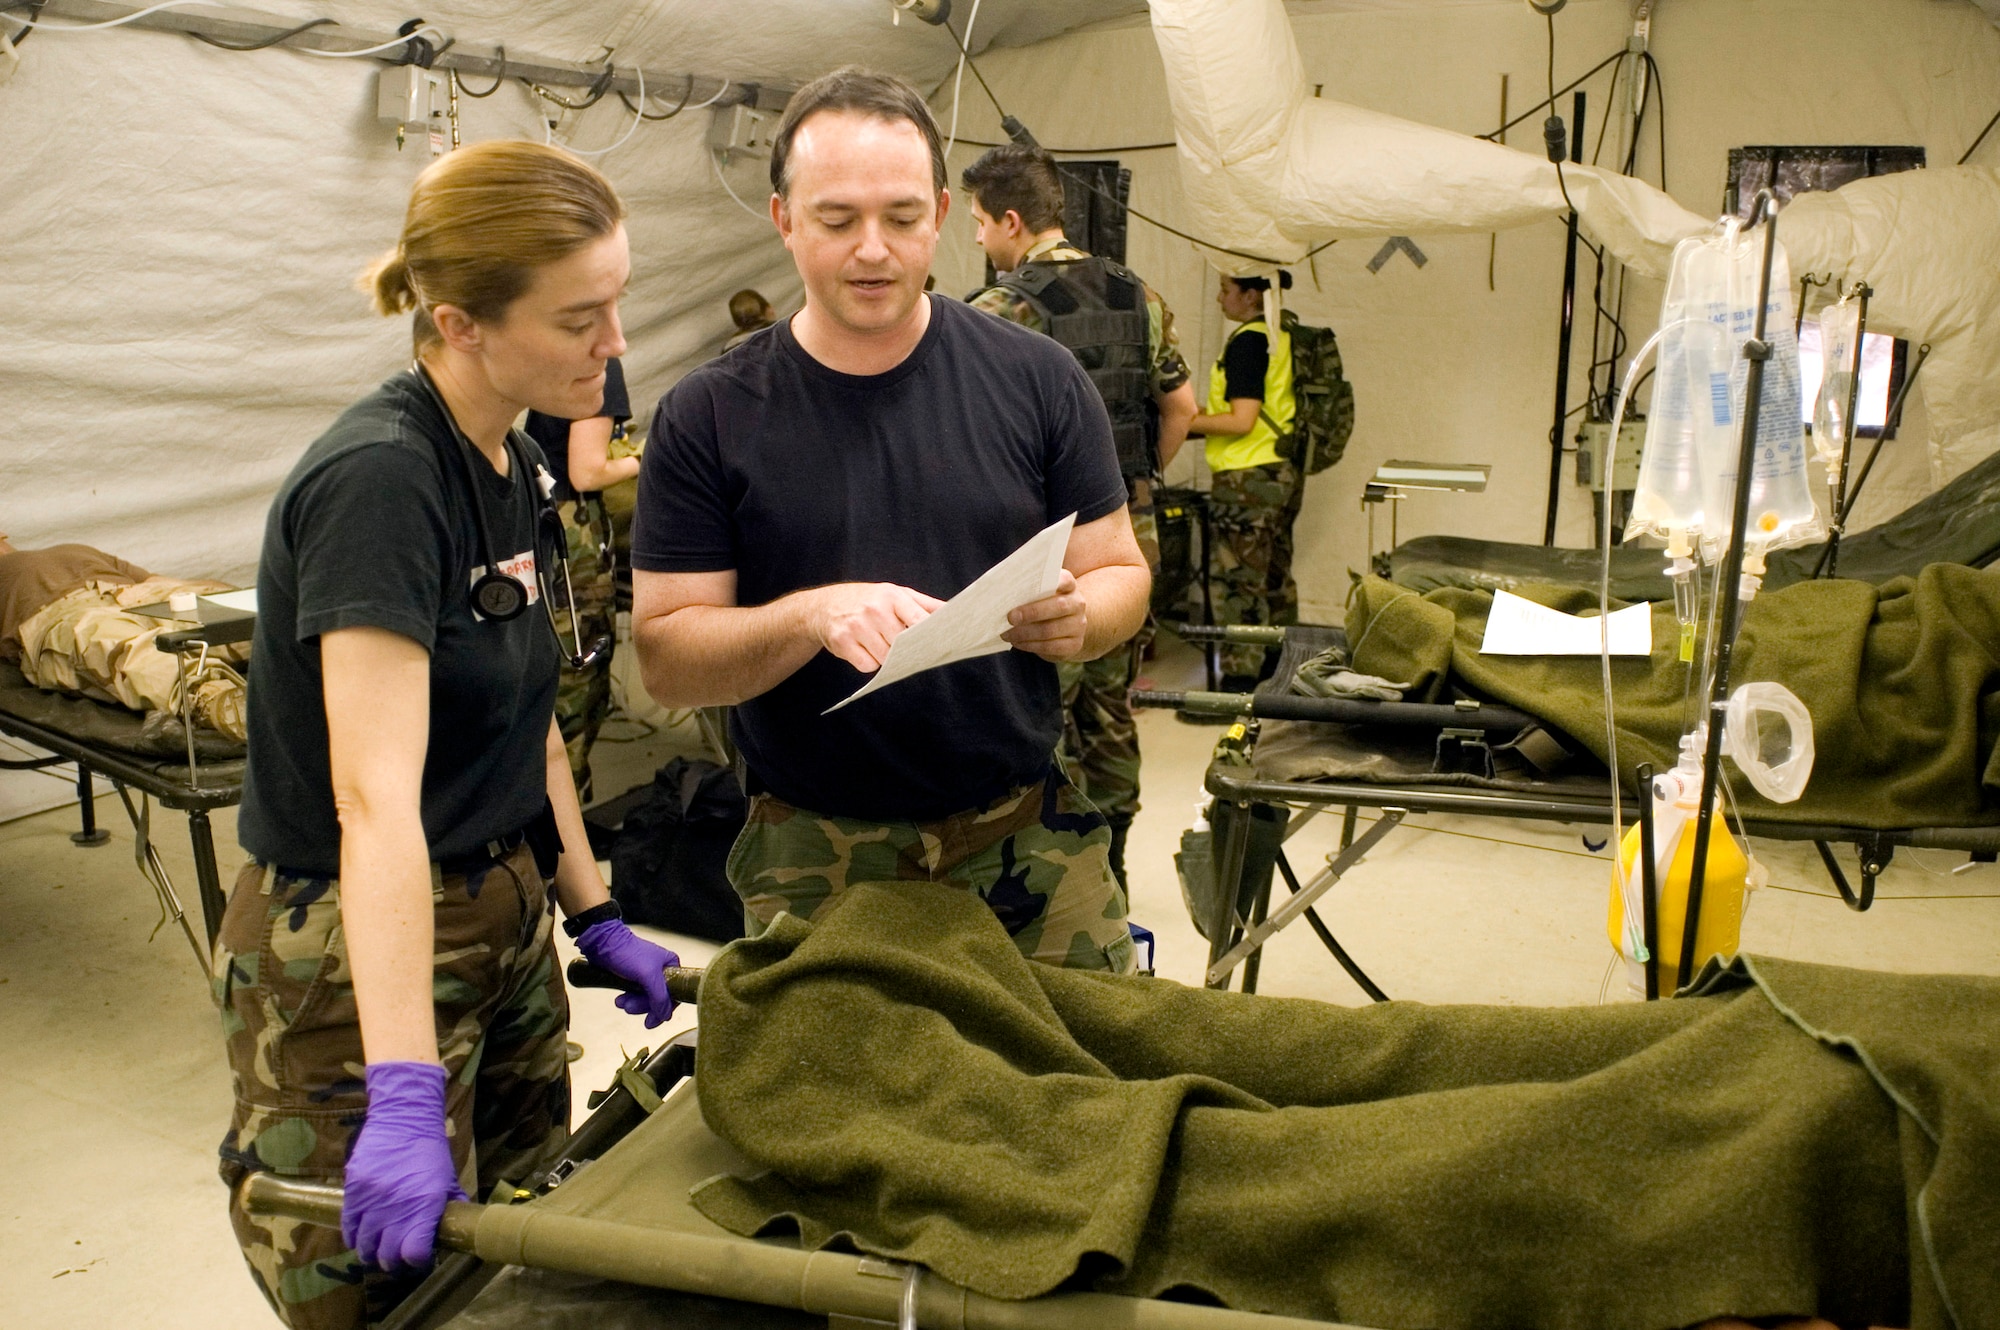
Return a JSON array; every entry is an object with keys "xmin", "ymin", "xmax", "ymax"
[
  {"xmin": 1221, "ymin": 326, "xmax": 1270, "ymax": 403},
  {"xmin": 238, "ymin": 371, "xmax": 560, "ymax": 875},
  {"xmin": 632, "ymin": 295, "xmax": 1126, "ymax": 821},
  {"xmin": 522, "ymin": 357, "xmax": 631, "ymax": 501}
]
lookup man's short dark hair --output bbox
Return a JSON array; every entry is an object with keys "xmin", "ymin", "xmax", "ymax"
[
  {"xmin": 960, "ymin": 145, "xmax": 1065, "ymax": 234},
  {"xmin": 769, "ymin": 67, "xmax": 946, "ymax": 200}
]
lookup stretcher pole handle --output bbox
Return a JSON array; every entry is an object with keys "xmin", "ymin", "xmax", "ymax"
[
  {"xmin": 1133, "ymin": 689, "xmax": 1537, "ymax": 734},
  {"xmin": 1173, "ymin": 623, "xmax": 1288, "ymax": 646},
  {"xmin": 565, "ymin": 959, "xmax": 704, "ymax": 1006},
  {"xmin": 236, "ymin": 1174, "xmax": 484, "ymax": 1254}
]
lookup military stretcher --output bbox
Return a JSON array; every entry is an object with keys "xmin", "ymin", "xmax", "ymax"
[
  {"xmin": 1142, "ymin": 622, "xmax": 2000, "ymax": 998},
  {"xmin": 241, "ymin": 961, "xmax": 1360, "ymax": 1330}
]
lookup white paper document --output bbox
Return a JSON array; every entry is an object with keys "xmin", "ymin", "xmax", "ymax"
[
  {"xmin": 1478, "ymin": 589, "xmax": 1653, "ymax": 657},
  {"xmin": 201, "ymin": 588, "xmax": 259, "ymax": 613},
  {"xmin": 824, "ymin": 513, "xmax": 1077, "ymax": 714}
]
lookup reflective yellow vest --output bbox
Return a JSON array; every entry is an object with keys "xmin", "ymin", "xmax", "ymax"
[{"xmin": 1205, "ymin": 317, "xmax": 1295, "ymax": 474}]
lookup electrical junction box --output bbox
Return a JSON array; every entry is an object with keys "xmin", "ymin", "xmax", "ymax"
[
  {"xmin": 378, "ymin": 64, "xmax": 444, "ymax": 127},
  {"xmin": 1575, "ymin": 418, "xmax": 1646, "ymax": 492},
  {"xmin": 708, "ymin": 103, "xmax": 774, "ymax": 164}
]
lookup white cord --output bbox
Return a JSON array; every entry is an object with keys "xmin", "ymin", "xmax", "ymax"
[
  {"xmin": 4, "ymin": 0, "xmax": 202, "ymax": 30},
  {"xmin": 944, "ymin": 0, "xmax": 982, "ymax": 158},
  {"xmin": 298, "ymin": 24, "xmax": 445, "ymax": 58},
  {"xmin": 711, "ymin": 148, "xmax": 770, "ymax": 224},
  {"xmin": 686, "ymin": 77, "xmax": 732, "ymax": 111},
  {"xmin": 568, "ymin": 65, "xmax": 644, "ymax": 158}
]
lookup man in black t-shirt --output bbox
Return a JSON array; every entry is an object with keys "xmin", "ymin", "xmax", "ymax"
[
  {"xmin": 630, "ymin": 68, "xmax": 1151, "ymax": 973},
  {"xmin": 522, "ymin": 358, "xmax": 633, "ymax": 796}
]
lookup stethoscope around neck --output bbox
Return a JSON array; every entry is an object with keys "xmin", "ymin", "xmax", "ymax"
[{"xmin": 411, "ymin": 363, "xmax": 610, "ymax": 670}]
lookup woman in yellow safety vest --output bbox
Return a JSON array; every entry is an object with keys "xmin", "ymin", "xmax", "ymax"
[{"xmin": 1187, "ymin": 270, "xmax": 1299, "ymax": 686}]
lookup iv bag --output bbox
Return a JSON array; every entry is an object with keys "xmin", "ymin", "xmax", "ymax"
[
  {"xmin": 1625, "ymin": 235, "xmax": 1711, "ymax": 545},
  {"xmin": 1686, "ymin": 222, "xmax": 1824, "ymax": 560},
  {"xmin": 1811, "ymin": 297, "xmax": 1863, "ymax": 479},
  {"xmin": 1723, "ymin": 680, "xmax": 1815, "ymax": 803}
]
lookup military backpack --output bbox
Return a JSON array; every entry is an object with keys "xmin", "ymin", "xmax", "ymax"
[{"xmin": 1266, "ymin": 308, "xmax": 1356, "ymax": 475}]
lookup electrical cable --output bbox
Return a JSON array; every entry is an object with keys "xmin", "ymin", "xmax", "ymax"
[
  {"xmin": 949, "ymin": 137, "xmax": 1178, "ymax": 154},
  {"xmin": 298, "ymin": 24, "xmax": 448, "ymax": 59},
  {"xmin": 1545, "ymin": 12, "xmax": 1579, "ymax": 217},
  {"xmin": 682, "ymin": 77, "xmax": 732, "ymax": 111},
  {"xmin": 620, "ymin": 72, "xmax": 694, "ymax": 120},
  {"xmin": 1642, "ymin": 50, "xmax": 1667, "ymax": 194},
  {"xmin": 937, "ymin": 1, "xmax": 1004, "ymax": 122},
  {"xmin": 1476, "ymin": 47, "xmax": 1624, "ymax": 143},
  {"xmin": 943, "ymin": 0, "xmax": 983, "ymax": 158},
  {"xmin": 527, "ymin": 62, "xmax": 615, "ymax": 109},
  {"xmin": 1957, "ymin": 102, "xmax": 2000, "ymax": 165},
  {"xmin": 189, "ymin": 15, "xmax": 331, "ymax": 51},
  {"xmin": 452, "ymin": 46, "xmax": 505, "ymax": 96},
  {"xmin": 711, "ymin": 148, "xmax": 771, "ymax": 223},
  {"xmin": 1, "ymin": 0, "xmax": 202, "ymax": 30},
  {"xmin": 568, "ymin": 64, "xmax": 644, "ymax": 157},
  {"xmin": 0, "ymin": 0, "xmax": 43, "ymax": 45}
]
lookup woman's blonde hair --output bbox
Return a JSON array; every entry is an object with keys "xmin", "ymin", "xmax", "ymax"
[{"xmin": 362, "ymin": 140, "xmax": 626, "ymax": 354}]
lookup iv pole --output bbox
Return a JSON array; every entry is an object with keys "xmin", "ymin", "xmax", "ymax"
[{"xmin": 1675, "ymin": 188, "xmax": 1779, "ymax": 991}]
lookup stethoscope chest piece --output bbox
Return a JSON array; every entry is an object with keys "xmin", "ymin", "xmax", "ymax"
[{"xmin": 471, "ymin": 569, "xmax": 529, "ymax": 621}]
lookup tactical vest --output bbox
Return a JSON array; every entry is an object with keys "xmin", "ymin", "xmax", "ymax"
[{"xmin": 993, "ymin": 255, "xmax": 1157, "ymax": 480}]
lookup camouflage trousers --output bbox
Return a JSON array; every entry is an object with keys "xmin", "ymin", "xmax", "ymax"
[
  {"xmin": 1054, "ymin": 498, "xmax": 1156, "ymax": 825},
  {"xmin": 728, "ymin": 768, "xmax": 1136, "ymax": 974},
  {"xmin": 1207, "ymin": 459, "xmax": 1301, "ymax": 678},
  {"xmin": 1270, "ymin": 464, "xmax": 1306, "ymax": 628},
  {"xmin": 17, "ymin": 576, "xmax": 247, "ymax": 739},
  {"xmin": 554, "ymin": 495, "xmax": 617, "ymax": 794},
  {"xmin": 214, "ymin": 844, "xmax": 571, "ymax": 1330}
]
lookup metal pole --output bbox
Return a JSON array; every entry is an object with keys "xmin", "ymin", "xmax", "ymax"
[
  {"xmin": 1678, "ymin": 190, "xmax": 1779, "ymax": 991},
  {"xmin": 1820, "ymin": 284, "xmax": 1870, "ymax": 578},
  {"xmin": 1635, "ymin": 762, "xmax": 1659, "ymax": 1002},
  {"xmin": 1542, "ymin": 90, "xmax": 1586, "ymax": 546}
]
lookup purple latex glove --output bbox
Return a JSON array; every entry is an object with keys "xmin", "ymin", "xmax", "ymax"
[
  {"xmin": 576, "ymin": 918, "xmax": 679, "ymax": 1027},
  {"xmin": 341, "ymin": 1061, "xmax": 466, "ymax": 1270}
]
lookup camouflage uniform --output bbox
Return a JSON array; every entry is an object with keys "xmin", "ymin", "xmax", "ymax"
[
  {"xmin": 214, "ymin": 844, "xmax": 570, "ymax": 1330},
  {"xmin": 728, "ymin": 765, "xmax": 1136, "ymax": 974},
  {"xmin": 1209, "ymin": 458, "xmax": 1302, "ymax": 679},
  {"xmin": 16, "ymin": 576, "xmax": 248, "ymax": 739},
  {"xmin": 553, "ymin": 495, "xmax": 617, "ymax": 796},
  {"xmin": 969, "ymin": 238, "xmax": 1187, "ymax": 839}
]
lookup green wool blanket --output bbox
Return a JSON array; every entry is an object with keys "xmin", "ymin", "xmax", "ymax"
[
  {"xmin": 689, "ymin": 882, "xmax": 2000, "ymax": 1330},
  {"xmin": 1343, "ymin": 565, "xmax": 2000, "ymax": 828}
]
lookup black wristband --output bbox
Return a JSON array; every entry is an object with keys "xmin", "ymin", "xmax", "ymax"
[{"xmin": 562, "ymin": 899, "xmax": 623, "ymax": 939}]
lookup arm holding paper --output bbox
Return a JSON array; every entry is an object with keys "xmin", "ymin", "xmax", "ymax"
[{"xmin": 1003, "ymin": 507, "xmax": 1150, "ymax": 665}]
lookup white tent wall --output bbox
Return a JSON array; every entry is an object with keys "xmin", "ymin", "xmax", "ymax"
[
  {"xmin": 930, "ymin": 0, "xmax": 2000, "ymax": 627},
  {"xmin": 0, "ymin": 0, "xmax": 1146, "ymax": 581}
]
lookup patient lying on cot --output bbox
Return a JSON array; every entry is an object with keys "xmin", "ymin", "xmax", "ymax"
[{"xmin": 0, "ymin": 533, "xmax": 247, "ymax": 741}]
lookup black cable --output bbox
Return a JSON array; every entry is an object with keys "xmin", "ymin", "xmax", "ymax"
[
  {"xmin": 938, "ymin": 8, "xmax": 1006, "ymax": 120},
  {"xmin": 1545, "ymin": 13, "xmax": 1579, "ymax": 216},
  {"xmin": 1589, "ymin": 50, "xmax": 1622, "ymax": 167},
  {"xmin": 1476, "ymin": 47, "xmax": 1624, "ymax": 143},
  {"xmin": 186, "ymin": 14, "xmax": 332, "ymax": 50},
  {"xmin": 1958, "ymin": 103, "xmax": 2000, "ymax": 166},
  {"xmin": 619, "ymin": 72, "xmax": 694, "ymax": 120},
  {"xmin": 1, "ymin": 0, "xmax": 45, "ymax": 46},
  {"xmin": 951, "ymin": 136, "xmax": 1178, "ymax": 154},
  {"xmin": 452, "ymin": 46, "xmax": 505, "ymax": 97},
  {"xmin": 1643, "ymin": 50, "xmax": 1667, "ymax": 195}
]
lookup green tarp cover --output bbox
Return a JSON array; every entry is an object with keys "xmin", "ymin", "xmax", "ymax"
[
  {"xmin": 1343, "ymin": 566, "xmax": 2000, "ymax": 828},
  {"xmin": 689, "ymin": 881, "xmax": 2000, "ymax": 1330}
]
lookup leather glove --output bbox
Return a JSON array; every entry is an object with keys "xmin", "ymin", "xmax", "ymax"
[
  {"xmin": 341, "ymin": 1061, "xmax": 466, "ymax": 1270},
  {"xmin": 576, "ymin": 918, "xmax": 680, "ymax": 1027}
]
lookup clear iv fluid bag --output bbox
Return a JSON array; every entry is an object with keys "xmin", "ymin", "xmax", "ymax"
[
  {"xmin": 1812, "ymin": 298, "xmax": 1863, "ymax": 477},
  {"xmin": 1688, "ymin": 224, "xmax": 1824, "ymax": 559},
  {"xmin": 1625, "ymin": 235, "xmax": 1711, "ymax": 544}
]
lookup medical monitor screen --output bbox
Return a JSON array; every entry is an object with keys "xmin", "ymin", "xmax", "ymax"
[{"xmin": 1796, "ymin": 323, "xmax": 1906, "ymax": 440}]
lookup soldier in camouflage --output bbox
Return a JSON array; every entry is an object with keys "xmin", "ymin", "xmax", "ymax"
[
  {"xmin": 962, "ymin": 144, "xmax": 1197, "ymax": 886},
  {"xmin": 1189, "ymin": 272, "xmax": 1301, "ymax": 684}
]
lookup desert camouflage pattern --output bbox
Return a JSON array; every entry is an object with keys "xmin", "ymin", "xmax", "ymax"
[
  {"xmin": 16, "ymin": 576, "xmax": 247, "ymax": 739},
  {"xmin": 1207, "ymin": 458, "xmax": 1301, "ymax": 678},
  {"xmin": 214, "ymin": 843, "xmax": 570, "ymax": 1329},
  {"xmin": 728, "ymin": 768, "xmax": 1135, "ymax": 974}
]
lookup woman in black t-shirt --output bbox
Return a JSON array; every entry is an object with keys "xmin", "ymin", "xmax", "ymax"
[{"xmin": 220, "ymin": 142, "xmax": 677, "ymax": 1330}]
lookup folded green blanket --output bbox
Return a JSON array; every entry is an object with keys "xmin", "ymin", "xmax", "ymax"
[
  {"xmin": 692, "ymin": 881, "xmax": 2000, "ymax": 1329},
  {"xmin": 1344, "ymin": 565, "xmax": 2000, "ymax": 827}
]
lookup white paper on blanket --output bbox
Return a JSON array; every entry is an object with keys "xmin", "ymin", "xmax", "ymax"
[
  {"xmin": 1479, "ymin": 590, "xmax": 1653, "ymax": 658},
  {"xmin": 824, "ymin": 512, "xmax": 1077, "ymax": 714}
]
